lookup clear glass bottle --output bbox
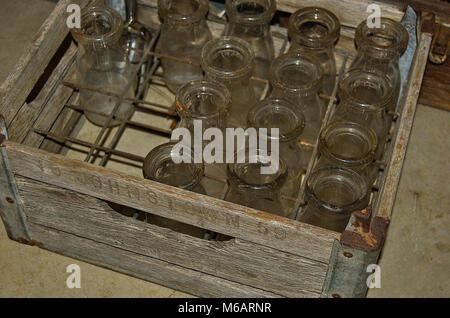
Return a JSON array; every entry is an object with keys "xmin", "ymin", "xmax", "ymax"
[
  {"xmin": 351, "ymin": 18, "xmax": 408, "ymax": 109},
  {"xmin": 269, "ymin": 51, "xmax": 324, "ymax": 162},
  {"xmin": 202, "ymin": 36, "xmax": 257, "ymax": 128},
  {"xmin": 71, "ymin": 6, "xmax": 134, "ymax": 127},
  {"xmin": 225, "ymin": 150, "xmax": 287, "ymax": 216},
  {"xmin": 247, "ymin": 98, "xmax": 305, "ymax": 216},
  {"xmin": 158, "ymin": 0, "xmax": 212, "ymax": 93},
  {"xmin": 175, "ymin": 80, "xmax": 231, "ymax": 198},
  {"xmin": 333, "ymin": 69, "xmax": 394, "ymax": 158},
  {"xmin": 223, "ymin": 0, "xmax": 276, "ymax": 97},
  {"xmin": 317, "ymin": 121, "xmax": 378, "ymax": 185},
  {"xmin": 300, "ymin": 166, "xmax": 369, "ymax": 232},
  {"xmin": 288, "ymin": 7, "xmax": 340, "ymax": 97},
  {"xmin": 143, "ymin": 142, "xmax": 208, "ymax": 237}
]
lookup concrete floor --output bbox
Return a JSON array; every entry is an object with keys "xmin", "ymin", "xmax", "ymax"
[{"xmin": 0, "ymin": 0, "xmax": 448, "ymax": 298}]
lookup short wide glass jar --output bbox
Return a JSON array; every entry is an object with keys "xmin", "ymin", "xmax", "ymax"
[
  {"xmin": 300, "ymin": 166, "xmax": 369, "ymax": 232},
  {"xmin": 288, "ymin": 7, "xmax": 340, "ymax": 96},
  {"xmin": 158, "ymin": 0, "xmax": 212, "ymax": 93},
  {"xmin": 71, "ymin": 6, "xmax": 134, "ymax": 127}
]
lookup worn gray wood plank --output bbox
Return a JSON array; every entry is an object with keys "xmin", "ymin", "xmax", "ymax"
[
  {"xmin": 17, "ymin": 176, "xmax": 328, "ymax": 297},
  {"xmin": 8, "ymin": 44, "xmax": 76, "ymax": 145},
  {"xmin": 0, "ymin": 0, "xmax": 91, "ymax": 128},
  {"xmin": 6, "ymin": 140, "xmax": 339, "ymax": 263},
  {"xmin": 27, "ymin": 222, "xmax": 287, "ymax": 298},
  {"xmin": 374, "ymin": 34, "xmax": 433, "ymax": 220}
]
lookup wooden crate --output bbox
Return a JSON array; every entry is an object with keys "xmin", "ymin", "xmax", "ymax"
[{"xmin": 0, "ymin": 0, "xmax": 433, "ymax": 297}]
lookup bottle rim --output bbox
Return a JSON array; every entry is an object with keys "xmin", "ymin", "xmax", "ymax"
[
  {"xmin": 247, "ymin": 98, "xmax": 305, "ymax": 142},
  {"xmin": 202, "ymin": 36, "xmax": 255, "ymax": 80},
  {"xmin": 270, "ymin": 51, "xmax": 323, "ymax": 95},
  {"xmin": 319, "ymin": 121, "xmax": 378, "ymax": 166},
  {"xmin": 225, "ymin": 0, "xmax": 277, "ymax": 25},
  {"xmin": 71, "ymin": 6, "xmax": 123, "ymax": 44},
  {"xmin": 288, "ymin": 7, "xmax": 341, "ymax": 48},
  {"xmin": 355, "ymin": 17, "xmax": 409, "ymax": 59},
  {"xmin": 175, "ymin": 80, "xmax": 231, "ymax": 119},
  {"xmin": 338, "ymin": 69, "xmax": 394, "ymax": 112},
  {"xmin": 158, "ymin": 0, "xmax": 209, "ymax": 24},
  {"xmin": 143, "ymin": 142, "xmax": 204, "ymax": 190},
  {"xmin": 306, "ymin": 166, "xmax": 369, "ymax": 214}
]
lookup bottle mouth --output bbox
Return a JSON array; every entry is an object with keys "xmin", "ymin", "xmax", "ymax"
[
  {"xmin": 225, "ymin": 0, "xmax": 277, "ymax": 25},
  {"xmin": 319, "ymin": 121, "xmax": 378, "ymax": 166},
  {"xmin": 71, "ymin": 6, "xmax": 123, "ymax": 44},
  {"xmin": 306, "ymin": 167, "xmax": 368, "ymax": 214},
  {"xmin": 202, "ymin": 36, "xmax": 255, "ymax": 79},
  {"xmin": 143, "ymin": 142, "xmax": 204, "ymax": 190},
  {"xmin": 338, "ymin": 69, "xmax": 394, "ymax": 111},
  {"xmin": 288, "ymin": 7, "xmax": 340, "ymax": 48},
  {"xmin": 158, "ymin": 0, "xmax": 209, "ymax": 24},
  {"xmin": 175, "ymin": 80, "xmax": 231, "ymax": 119},
  {"xmin": 247, "ymin": 98, "xmax": 305, "ymax": 141},
  {"xmin": 228, "ymin": 152, "xmax": 287, "ymax": 190},
  {"xmin": 355, "ymin": 17, "xmax": 409, "ymax": 58},
  {"xmin": 270, "ymin": 52, "xmax": 323, "ymax": 94}
]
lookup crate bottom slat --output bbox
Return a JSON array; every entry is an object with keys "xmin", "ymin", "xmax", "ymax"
[
  {"xmin": 27, "ymin": 223, "xmax": 289, "ymax": 298},
  {"xmin": 17, "ymin": 175, "xmax": 329, "ymax": 298}
]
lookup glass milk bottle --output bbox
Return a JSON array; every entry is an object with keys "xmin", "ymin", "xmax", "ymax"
[
  {"xmin": 288, "ymin": 7, "xmax": 340, "ymax": 96},
  {"xmin": 350, "ymin": 18, "xmax": 408, "ymax": 109},
  {"xmin": 224, "ymin": 0, "xmax": 276, "ymax": 96},
  {"xmin": 71, "ymin": 6, "xmax": 134, "ymax": 127},
  {"xmin": 158, "ymin": 0, "xmax": 212, "ymax": 93},
  {"xmin": 202, "ymin": 36, "xmax": 257, "ymax": 128}
]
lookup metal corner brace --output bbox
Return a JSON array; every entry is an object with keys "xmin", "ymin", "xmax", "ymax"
[{"xmin": 0, "ymin": 116, "xmax": 32, "ymax": 243}]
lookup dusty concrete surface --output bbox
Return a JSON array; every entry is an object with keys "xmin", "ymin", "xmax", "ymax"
[{"xmin": 0, "ymin": 0, "xmax": 448, "ymax": 298}]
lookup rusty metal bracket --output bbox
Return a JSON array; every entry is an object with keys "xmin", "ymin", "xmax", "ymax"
[
  {"xmin": 0, "ymin": 116, "xmax": 32, "ymax": 242},
  {"xmin": 429, "ymin": 22, "xmax": 450, "ymax": 64},
  {"xmin": 340, "ymin": 207, "xmax": 390, "ymax": 251}
]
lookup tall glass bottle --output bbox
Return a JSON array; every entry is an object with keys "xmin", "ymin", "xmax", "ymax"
[
  {"xmin": 202, "ymin": 36, "xmax": 257, "ymax": 128},
  {"xmin": 333, "ymin": 69, "xmax": 394, "ymax": 158},
  {"xmin": 175, "ymin": 80, "xmax": 231, "ymax": 198},
  {"xmin": 71, "ymin": 6, "xmax": 134, "ymax": 127},
  {"xmin": 300, "ymin": 166, "xmax": 369, "ymax": 232},
  {"xmin": 351, "ymin": 18, "xmax": 408, "ymax": 109},
  {"xmin": 247, "ymin": 98, "xmax": 305, "ymax": 216},
  {"xmin": 143, "ymin": 142, "xmax": 207, "ymax": 237},
  {"xmin": 317, "ymin": 121, "xmax": 378, "ymax": 185},
  {"xmin": 225, "ymin": 150, "xmax": 287, "ymax": 216},
  {"xmin": 288, "ymin": 7, "xmax": 340, "ymax": 96},
  {"xmin": 269, "ymin": 52, "xmax": 324, "ymax": 162},
  {"xmin": 158, "ymin": 0, "xmax": 212, "ymax": 93},
  {"xmin": 223, "ymin": 0, "xmax": 276, "ymax": 97}
]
